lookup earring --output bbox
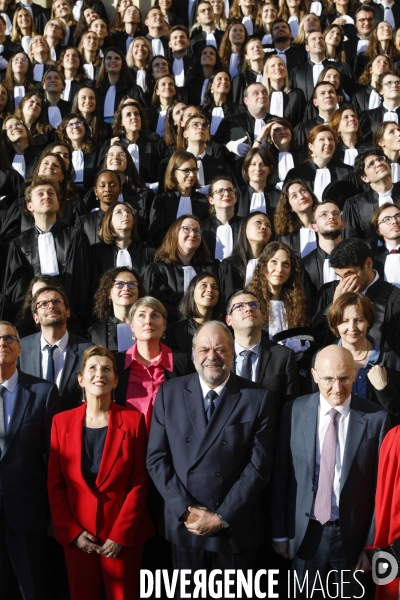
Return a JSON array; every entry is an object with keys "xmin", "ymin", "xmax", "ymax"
[
  {"xmin": 112, "ymin": 388, "xmax": 116, "ymax": 403},
  {"xmin": 109, "ymin": 299, "xmax": 112, "ymax": 305},
  {"xmin": 211, "ymin": 89, "xmax": 214, "ymax": 94},
  {"xmin": 81, "ymin": 388, "xmax": 86, "ymax": 403},
  {"xmin": 95, "ymin": 194, "xmax": 99, "ymax": 201},
  {"xmin": 131, "ymin": 331, "xmax": 136, "ymax": 340},
  {"xmin": 161, "ymin": 330, "xmax": 166, "ymax": 339}
]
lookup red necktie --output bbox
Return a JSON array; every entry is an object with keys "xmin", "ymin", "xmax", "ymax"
[{"xmin": 389, "ymin": 249, "xmax": 399, "ymax": 254}]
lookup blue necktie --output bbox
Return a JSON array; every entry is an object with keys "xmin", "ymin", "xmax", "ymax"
[
  {"xmin": 45, "ymin": 345, "xmax": 57, "ymax": 383},
  {"xmin": 206, "ymin": 390, "xmax": 218, "ymax": 423}
]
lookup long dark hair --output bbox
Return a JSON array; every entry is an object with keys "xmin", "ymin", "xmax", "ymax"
[
  {"xmin": 103, "ymin": 142, "xmax": 145, "ymax": 191},
  {"xmin": 96, "ymin": 46, "xmax": 135, "ymax": 91},
  {"xmin": 230, "ymin": 211, "xmax": 273, "ymax": 280},
  {"xmin": 93, "ymin": 266, "xmax": 144, "ymax": 321},
  {"xmin": 201, "ymin": 70, "xmax": 236, "ymax": 123},
  {"xmin": 178, "ymin": 271, "xmax": 223, "ymax": 320}
]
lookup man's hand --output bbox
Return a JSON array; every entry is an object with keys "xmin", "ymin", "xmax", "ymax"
[
  {"xmin": 355, "ymin": 551, "xmax": 371, "ymax": 572},
  {"xmin": 367, "ymin": 365, "xmax": 388, "ymax": 390},
  {"xmin": 74, "ymin": 530, "xmax": 101, "ymax": 554},
  {"xmin": 333, "ymin": 274, "xmax": 360, "ymax": 302},
  {"xmin": 97, "ymin": 538, "xmax": 123, "ymax": 559},
  {"xmin": 271, "ymin": 540, "xmax": 291, "ymax": 559},
  {"xmin": 184, "ymin": 506, "xmax": 222, "ymax": 536}
]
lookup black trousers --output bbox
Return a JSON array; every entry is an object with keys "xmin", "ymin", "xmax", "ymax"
[
  {"xmin": 172, "ymin": 543, "xmax": 259, "ymax": 600},
  {"xmin": 0, "ymin": 503, "xmax": 49, "ymax": 600}
]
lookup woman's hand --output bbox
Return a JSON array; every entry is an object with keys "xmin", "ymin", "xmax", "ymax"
[
  {"xmin": 367, "ymin": 365, "xmax": 388, "ymax": 391},
  {"xmin": 97, "ymin": 538, "xmax": 123, "ymax": 559},
  {"xmin": 332, "ymin": 17, "xmax": 347, "ymax": 26},
  {"xmin": 74, "ymin": 530, "xmax": 101, "ymax": 554}
]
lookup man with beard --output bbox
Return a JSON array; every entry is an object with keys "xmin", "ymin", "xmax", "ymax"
[
  {"xmin": 301, "ymin": 201, "xmax": 344, "ymax": 308},
  {"xmin": 264, "ymin": 19, "xmax": 307, "ymax": 72},
  {"xmin": 370, "ymin": 202, "xmax": 400, "ymax": 288},
  {"xmin": 18, "ymin": 286, "xmax": 92, "ymax": 411},
  {"xmin": 294, "ymin": 82, "xmax": 339, "ymax": 148},
  {"xmin": 190, "ymin": 1, "xmax": 224, "ymax": 57},
  {"xmin": 147, "ymin": 321, "xmax": 276, "ymax": 594}
]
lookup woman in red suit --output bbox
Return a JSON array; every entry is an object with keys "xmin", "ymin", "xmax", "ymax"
[{"xmin": 47, "ymin": 345, "xmax": 154, "ymax": 600}]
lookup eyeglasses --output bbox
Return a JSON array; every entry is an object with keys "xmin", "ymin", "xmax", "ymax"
[
  {"xmin": 5, "ymin": 121, "xmax": 23, "ymax": 132},
  {"xmin": 176, "ymin": 167, "xmax": 199, "ymax": 175},
  {"xmin": 12, "ymin": 57, "xmax": 28, "ymax": 64},
  {"xmin": 357, "ymin": 17, "xmax": 374, "ymax": 23},
  {"xmin": 378, "ymin": 213, "xmax": 400, "ymax": 226},
  {"xmin": 314, "ymin": 371, "xmax": 354, "ymax": 385},
  {"xmin": 383, "ymin": 80, "xmax": 400, "ymax": 88},
  {"xmin": 113, "ymin": 280, "xmax": 139, "ymax": 289},
  {"xmin": 199, "ymin": 6, "xmax": 213, "ymax": 12},
  {"xmin": 189, "ymin": 122, "xmax": 210, "ymax": 130},
  {"xmin": 36, "ymin": 298, "xmax": 64, "ymax": 309},
  {"xmin": 180, "ymin": 225, "xmax": 202, "ymax": 236},
  {"xmin": 67, "ymin": 121, "xmax": 83, "ymax": 128},
  {"xmin": 317, "ymin": 210, "xmax": 341, "ymax": 219},
  {"xmin": 365, "ymin": 155, "xmax": 387, "ymax": 169},
  {"xmin": 49, "ymin": 22, "xmax": 62, "ymax": 28},
  {"xmin": 0, "ymin": 334, "xmax": 19, "ymax": 344},
  {"xmin": 230, "ymin": 301, "xmax": 261, "ymax": 314},
  {"xmin": 212, "ymin": 187, "xmax": 236, "ymax": 197}
]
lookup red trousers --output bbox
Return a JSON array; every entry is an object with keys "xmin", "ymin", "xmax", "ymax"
[{"xmin": 64, "ymin": 543, "xmax": 143, "ymax": 600}]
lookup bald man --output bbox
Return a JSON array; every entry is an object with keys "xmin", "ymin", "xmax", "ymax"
[
  {"xmin": 271, "ymin": 346, "xmax": 389, "ymax": 598},
  {"xmin": 147, "ymin": 321, "xmax": 276, "ymax": 596}
]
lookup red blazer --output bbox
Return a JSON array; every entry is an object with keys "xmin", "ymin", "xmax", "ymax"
[{"xmin": 47, "ymin": 402, "xmax": 155, "ymax": 548}]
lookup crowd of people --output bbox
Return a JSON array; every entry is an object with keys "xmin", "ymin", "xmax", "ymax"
[{"xmin": 1, "ymin": 0, "xmax": 400, "ymax": 598}]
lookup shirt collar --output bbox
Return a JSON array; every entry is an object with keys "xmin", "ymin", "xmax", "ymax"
[
  {"xmin": 383, "ymin": 104, "xmax": 400, "ymax": 113},
  {"xmin": 40, "ymin": 330, "xmax": 69, "ymax": 351},
  {"xmin": 385, "ymin": 242, "xmax": 400, "ymax": 251},
  {"xmin": 1, "ymin": 369, "xmax": 18, "ymax": 393},
  {"xmin": 319, "ymin": 392, "xmax": 351, "ymax": 418},
  {"xmin": 199, "ymin": 373, "xmax": 230, "ymax": 399},
  {"xmin": 362, "ymin": 269, "xmax": 379, "ymax": 295},
  {"xmin": 124, "ymin": 341, "xmax": 173, "ymax": 372},
  {"xmin": 234, "ymin": 339, "xmax": 261, "ymax": 356}
]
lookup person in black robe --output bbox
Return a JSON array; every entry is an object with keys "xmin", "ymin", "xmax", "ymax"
[
  {"xmin": 352, "ymin": 54, "xmax": 389, "ymax": 115},
  {"xmin": 2, "ymin": 177, "xmax": 91, "ymax": 326},
  {"xmin": 237, "ymin": 146, "xmax": 275, "ymax": 216},
  {"xmin": 342, "ymin": 147, "xmax": 400, "ymax": 240},
  {"xmin": 144, "ymin": 214, "xmax": 220, "ymax": 322},
  {"xmin": 294, "ymin": 81, "xmax": 340, "ymax": 148},
  {"xmin": 343, "ymin": 5, "xmax": 376, "ymax": 71},
  {"xmin": 311, "ymin": 238, "xmax": 400, "ymax": 355},
  {"xmin": 189, "ymin": 1, "xmax": 224, "ymax": 57},
  {"xmin": 369, "ymin": 202, "xmax": 400, "ymax": 288},
  {"xmin": 165, "ymin": 270, "xmax": 224, "ymax": 358},
  {"xmin": 149, "ymin": 150, "xmax": 209, "ymax": 248},
  {"xmin": 263, "ymin": 19, "xmax": 307, "ymax": 74},
  {"xmin": 41, "ymin": 68, "xmax": 72, "ymax": 128},
  {"xmin": 2, "ymin": 116, "xmax": 38, "ymax": 180},
  {"xmin": 360, "ymin": 69, "xmax": 400, "ymax": 141}
]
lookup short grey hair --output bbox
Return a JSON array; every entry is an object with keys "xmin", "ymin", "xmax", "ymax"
[
  {"xmin": 0, "ymin": 321, "xmax": 21, "ymax": 344},
  {"xmin": 192, "ymin": 320, "xmax": 234, "ymax": 350}
]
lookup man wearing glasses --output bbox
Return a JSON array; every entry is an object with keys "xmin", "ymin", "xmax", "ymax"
[
  {"xmin": 18, "ymin": 286, "xmax": 92, "ymax": 411},
  {"xmin": 360, "ymin": 71, "xmax": 400, "ymax": 139},
  {"xmin": 0, "ymin": 320, "xmax": 60, "ymax": 598},
  {"xmin": 371, "ymin": 202, "xmax": 400, "ymax": 288},
  {"xmin": 344, "ymin": 5, "xmax": 376, "ymax": 72},
  {"xmin": 271, "ymin": 344, "xmax": 389, "ymax": 597},
  {"xmin": 343, "ymin": 147, "xmax": 400, "ymax": 239}
]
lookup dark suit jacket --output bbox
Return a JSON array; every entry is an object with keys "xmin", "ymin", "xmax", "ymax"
[
  {"xmin": 190, "ymin": 29, "xmax": 224, "ymax": 57},
  {"xmin": 19, "ymin": 332, "xmax": 93, "ymax": 411},
  {"xmin": 342, "ymin": 186, "xmax": 400, "ymax": 240},
  {"xmin": 0, "ymin": 370, "xmax": 60, "ymax": 534},
  {"xmin": 146, "ymin": 372, "xmax": 276, "ymax": 552},
  {"xmin": 289, "ymin": 60, "xmax": 332, "ymax": 102},
  {"xmin": 263, "ymin": 45, "xmax": 308, "ymax": 74},
  {"xmin": 213, "ymin": 110, "xmax": 273, "ymax": 151},
  {"xmin": 352, "ymin": 84, "xmax": 380, "ymax": 116},
  {"xmin": 271, "ymin": 392, "xmax": 390, "ymax": 565},
  {"xmin": 360, "ymin": 106, "xmax": 400, "ymax": 141}
]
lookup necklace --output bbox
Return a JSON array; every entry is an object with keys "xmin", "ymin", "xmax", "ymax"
[{"xmin": 353, "ymin": 343, "xmax": 370, "ymax": 362}]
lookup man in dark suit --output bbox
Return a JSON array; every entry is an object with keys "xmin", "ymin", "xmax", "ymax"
[
  {"xmin": 360, "ymin": 70, "xmax": 400, "ymax": 140},
  {"xmin": 271, "ymin": 345, "xmax": 389, "ymax": 597},
  {"xmin": 289, "ymin": 31, "xmax": 331, "ymax": 102},
  {"xmin": 225, "ymin": 290, "xmax": 299, "ymax": 420},
  {"xmin": 0, "ymin": 320, "xmax": 60, "ymax": 599},
  {"xmin": 19, "ymin": 286, "xmax": 93, "ymax": 411},
  {"xmin": 147, "ymin": 321, "xmax": 276, "ymax": 593},
  {"xmin": 370, "ymin": 201, "xmax": 400, "ymax": 287}
]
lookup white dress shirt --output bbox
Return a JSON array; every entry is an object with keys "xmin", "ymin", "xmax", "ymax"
[
  {"xmin": 234, "ymin": 339, "xmax": 261, "ymax": 381},
  {"xmin": 199, "ymin": 374, "xmax": 230, "ymax": 411},
  {"xmin": 40, "ymin": 331, "xmax": 69, "ymax": 389},
  {"xmin": 384, "ymin": 244, "xmax": 400, "ymax": 287}
]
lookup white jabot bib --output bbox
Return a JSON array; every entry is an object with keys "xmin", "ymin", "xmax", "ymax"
[
  {"xmin": 383, "ymin": 110, "xmax": 399, "ymax": 124},
  {"xmin": 242, "ymin": 16, "xmax": 253, "ymax": 36},
  {"xmin": 262, "ymin": 33, "xmax": 272, "ymax": 45},
  {"xmin": 33, "ymin": 63, "xmax": 44, "ymax": 82},
  {"xmin": 173, "ymin": 58, "xmax": 185, "ymax": 87},
  {"xmin": 368, "ymin": 88, "xmax": 381, "ymax": 109},
  {"xmin": 125, "ymin": 36, "xmax": 133, "ymax": 53},
  {"xmin": 341, "ymin": 14, "xmax": 355, "ymax": 24},
  {"xmin": 72, "ymin": 0, "xmax": 83, "ymax": 21},
  {"xmin": 210, "ymin": 106, "xmax": 224, "ymax": 135},
  {"xmin": 176, "ymin": 196, "xmax": 193, "ymax": 219},
  {"xmin": 151, "ymin": 38, "xmax": 164, "ymax": 56},
  {"xmin": 343, "ymin": 148, "xmax": 358, "ymax": 166},
  {"xmin": 314, "ymin": 167, "xmax": 331, "ymax": 201},
  {"xmin": 13, "ymin": 86, "xmax": 25, "ymax": 108},
  {"xmin": 200, "ymin": 78, "xmax": 209, "ymax": 105},
  {"xmin": 249, "ymin": 192, "xmax": 266, "ymax": 213},
  {"xmin": 205, "ymin": 32, "xmax": 217, "ymax": 48},
  {"xmin": 278, "ymin": 152, "xmax": 294, "ymax": 182},
  {"xmin": 188, "ymin": 0, "xmax": 195, "ymax": 19},
  {"xmin": 269, "ymin": 91, "xmax": 284, "ymax": 117},
  {"xmin": 254, "ymin": 118, "xmax": 266, "ymax": 142},
  {"xmin": 156, "ymin": 111, "xmax": 166, "ymax": 136},
  {"xmin": 182, "ymin": 265, "xmax": 197, "ymax": 292},
  {"xmin": 64, "ymin": 25, "xmax": 70, "ymax": 45},
  {"xmin": 391, "ymin": 162, "xmax": 400, "ymax": 183},
  {"xmin": 12, "ymin": 154, "xmax": 26, "ymax": 177},
  {"xmin": 299, "ymin": 227, "xmax": 317, "ymax": 257},
  {"xmin": 1, "ymin": 11, "xmax": 12, "ymax": 35},
  {"xmin": 384, "ymin": 5, "xmax": 396, "ymax": 28},
  {"xmin": 378, "ymin": 190, "xmax": 394, "ymax": 206},
  {"xmin": 136, "ymin": 69, "xmax": 146, "ymax": 91},
  {"xmin": 245, "ymin": 258, "xmax": 259, "ymax": 285},
  {"xmin": 323, "ymin": 257, "xmax": 339, "ymax": 284},
  {"xmin": 117, "ymin": 323, "xmax": 133, "ymax": 352},
  {"xmin": 21, "ymin": 35, "xmax": 31, "ymax": 53},
  {"xmin": 38, "ymin": 232, "xmax": 59, "ymax": 275},
  {"xmin": 104, "ymin": 85, "xmax": 116, "ymax": 117},
  {"xmin": 312, "ymin": 63, "xmax": 325, "ymax": 86},
  {"xmin": 275, "ymin": 50, "xmax": 287, "ymax": 66},
  {"xmin": 215, "ymin": 224, "xmax": 233, "ymax": 259},
  {"xmin": 309, "ymin": 1, "xmax": 322, "ymax": 15},
  {"xmin": 50, "ymin": 48, "xmax": 57, "ymax": 61},
  {"xmin": 83, "ymin": 63, "xmax": 95, "ymax": 80},
  {"xmin": 61, "ymin": 79, "xmax": 72, "ymax": 101},
  {"xmin": 256, "ymin": 72, "xmax": 263, "ymax": 83},
  {"xmin": 229, "ymin": 53, "xmax": 240, "ymax": 79},
  {"xmin": 127, "ymin": 143, "xmax": 140, "ymax": 172},
  {"xmin": 385, "ymin": 253, "xmax": 400, "ymax": 287},
  {"xmin": 356, "ymin": 38, "xmax": 369, "ymax": 54},
  {"xmin": 48, "ymin": 106, "xmax": 62, "ymax": 128},
  {"xmin": 288, "ymin": 16, "xmax": 299, "ymax": 39},
  {"xmin": 116, "ymin": 249, "xmax": 132, "ymax": 268},
  {"xmin": 72, "ymin": 150, "xmax": 84, "ymax": 183},
  {"xmin": 269, "ymin": 300, "xmax": 287, "ymax": 339}
]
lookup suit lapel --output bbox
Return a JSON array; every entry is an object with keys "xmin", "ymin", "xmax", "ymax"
[
  {"xmin": 340, "ymin": 399, "xmax": 367, "ymax": 492},
  {"xmin": 31, "ymin": 334, "xmax": 42, "ymax": 378},
  {"xmin": 183, "ymin": 375, "xmax": 207, "ymax": 441},
  {"xmin": 95, "ymin": 405, "xmax": 126, "ymax": 489},
  {"xmin": 65, "ymin": 403, "xmax": 93, "ymax": 493},
  {"xmin": 1, "ymin": 377, "xmax": 31, "ymax": 459},
  {"xmin": 255, "ymin": 339, "xmax": 271, "ymax": 383},
  {"xmin": 59, "ymin": 338, "xmax": 79, "ymax": 395},
  {"xmin": 301, "ymin": 394, "xmax": 319, "ymax": 483}
]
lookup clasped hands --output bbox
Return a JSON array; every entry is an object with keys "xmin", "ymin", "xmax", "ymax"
[
  {"xmin": 74, "ymin": 531, "xmax": 122, "ymax": 559},
  {"xmin": 183, "ymin": 505, "xmax": 223, "ymax": 536}
]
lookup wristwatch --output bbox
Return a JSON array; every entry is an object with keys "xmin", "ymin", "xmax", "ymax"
[{"xmin": 217, "ymin": 514, "xmax": 230, "ymax": 529}]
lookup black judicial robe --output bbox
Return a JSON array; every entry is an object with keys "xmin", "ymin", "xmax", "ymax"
[
  {"xmin": 91, "ymin": 239, "xmax": 155, "ymax": 289},
  {"xmin": 237, "ymin": 184, "xmax": 274, "ymax": 216},
  {"xmin": 5, "ymin": 144, "xmax": 38, "ymax": 180},
  {"xmin": 2, "ymin": 222, "xmax": 91, "ymax": 323},
  {"xmin": 87, "ymin": 316, "xmax": 120, "ymax": 352},
  {"xmin": 74, "ymin": 150, "xmax": 98, "ymax": 191},
  {"xmin": 320, "ymin": 10, "xmax": 356, "ymax": 39},
  {"xmin": 219, "ymin": 254, "xmax": 247, "ymax": 303},
  {"xmin": 62, "ymin": 79, "xmax": 90, "ymax": 103},
  {"xmin": 0, "ymin": 293, "xmax": 14, "ymax": 322},
  {"xmin": 43, "ymin": 98, "xmax": 72, "ymax": 123},
  {"xmin": 300, "ymin": 245, "xmax": 333, "ymax": 310},
  {"xmin": 232, "ymin": 69, "xmax": 263, "ymax": 105},
  {"xmin": 143, "ymin": 259, "xmax": 220, "ymax": 323},
  {"xmin": 371, "ymin": 243, "xmax": 397, "ymax": 280},
  {"xmin": 96, "ymin": 82, "xmax": 147, "ymax": 119},
  {"xmin": 352, "ymin": 84, "xmax": 381, "ymax": 116},
  {"xmin": 263, "ymin": 44, "xmax": 308, "ymax": 74},
  {"xmin": 0, "ymin": 168, "xmax": 23, "ymax": 209},
  {"xmin": 360, "ymin": 106, "xmax": 400, "ymax": 141},
  {"xmin": 213, "ymin": 110, "xmax": 273, "ymax": 151},
  {"xmin": 164, "ymin": 318, "xmax": 199, "ymax": 358},
  {"xmin": 149, "ymin": 189, "xmax": 209, "ymax": 249},
  {"xmin": 294, "ymin": 115, "xmax": 326, "ymax": 148},
  {"xmin": 312, "ymin": 276, "xmax": 400, "ymax": 355},
  {"xmin": 201, "ymin": 215, "xmax": 242, "ymax": 259},
  {"xmin": 342, "ymin": 186, "xmax": 400, "ymax": 240},
  {"xmin": 277, "ymin": 230, "xmax": 307, "ymax": 259},
  {"xmin": 333, "ymin": 141, "xmax": 367, "ymax": 166},
  {"xmin": 267, "ymin": 88, "xmax": 307, "ymax": 128},
  {"xmin": 75, "ymin": 209, "xmax": 104, "ymax": 246},
  {"xmin": 190, "ymin": 29, "xmax": 224, "ymax": 58},
  {"xmin": 284, "ymin": 159, "xmax": 358, "ymax": 196},
  {"xmin": 145, "ymin": 34, "xmax": 170, "ymax": 58},
  {"xmin": 289, "ymin": 60, "xmax": 335, "ymax": 101},
  {"xmin": 268, "ymin": 146, "xmax": 308, "ymax": 197}
]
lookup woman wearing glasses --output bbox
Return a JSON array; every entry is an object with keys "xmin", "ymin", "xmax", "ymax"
[
  {"xmin": 149, "ymin": 150, "xmax": 209, "ymax": 248},
  {"xmin": 88, "ymin": 266, "xmax": 144, "ymax": 351},
  {"xmin": 57, "ymin": 114, "xmax": 98, "ymax": 191},
  {"xmin": 3, "ymin": 51, "xmax": 35, "ymax": 109},
  {"xmin": 254, "ymin": 2, "xmax": 277, "ymax": 45},
  {"xmin": 202, "ymin": 176, "xmax": 242, "ymax": 261},
  {"xmin": 144, "ymin": 215, "xmax": 219, "ymax": 322},
  {"xmin": 43, "ymin": 18, "xmax": 67, "ymax": 61}
]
